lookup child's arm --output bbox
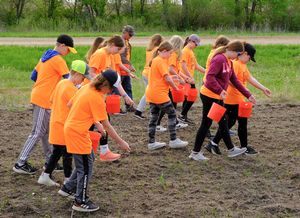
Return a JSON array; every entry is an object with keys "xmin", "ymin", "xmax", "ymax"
[
  {"xmin": 169, "ymin": 66, "xmax": 185, "ymax": 84},
  {"xmin": 94, "ymin": 121, "xmax": 106, "ymax": 136},
  {"xmin": 116, "ymin": 83, "xmax": 134, "ymax": 106},
  {"xmin": 101, "ymin": 119, "xmax": 131, "ymax": 151},
  {"xmin": 195, "ymin": 62, "xmax": 206, "ymax": 74},
  {"xmin": 248, "ymin": 76, "xmax": 272, "ymax": 97},
  {"xmin": 164, "ymin": 74, "xmax": 178, "ymax": 90}
]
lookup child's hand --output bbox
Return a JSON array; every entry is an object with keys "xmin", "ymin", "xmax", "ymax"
[
  {"xmin": 124, "ymin": 95, "xmax": 134, "ymax": 106},
  {"xmin": 119, "ymin": 140, "xmax": 131, "ymax": 152},
  {"xmin": 129, "ymin": 72, "xmax": 138, "ymax": 79},
  {"xmin": 220, "ymin": 90, "xmax": 227, "ymax": 100},
  {"xmin": 186, "ymin": 77, "xmax": 195, "ymax": 84},
  {"xmin": 248, "ymin": 95, "xmax": 256, "ymax": 105},
  {"xmin": 263, "ymin": 88, "xmax": 272, "ymax": 97}
]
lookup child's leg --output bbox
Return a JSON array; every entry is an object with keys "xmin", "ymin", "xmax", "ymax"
[
  {"xmin": 156, "ymin": 110, "xmax": 165, "ymax": 126},
  {"xmin": 62, "ymin": 147, "xmax": 73, "ymax": 178},
  {"xmin": 181, "ymin": 84, "xmax": 196, "ymax": 117},
  {"xmin": 162, "ymin": 102, "xmax": 177, "ymax": 141},
  {"xmin": 237, "ymin": 117, "xmax": 248, "ymax": 147},
  {"xmin": 217, "ymin": 113, "xmax": 235, "ymax": 150},
  {"xmin": 17, "ymin": 105, "xmax": 51, "ymax": 165},
  {"xmin": 136, "ymin": 76, "xmax": 148, "ymax": 113},
  {"xmin": 41, "ymin": 131, "xmax": 52, "ymax": 164},
  {"xmin": 44, "ymin": 145, "xmax": 63, "ymax": 175},
  {"xmin": 121, "ymin": 76, "xmax": 133, "ymax": 109},
  {"xmin": 148, "ymin": 103, "xmax": 160, "ymax": 143}
]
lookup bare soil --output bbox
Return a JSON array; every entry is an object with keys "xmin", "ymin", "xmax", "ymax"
[{"xmin": 0, "ymin": 103, "xmax": 300, "ymax": 217}]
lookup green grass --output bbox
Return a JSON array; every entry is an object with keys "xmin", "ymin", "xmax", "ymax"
[
  {"xmin": 0, "ymin": 45, "xmax": 299, "ymax": 109},
  {"xmin": 0, "ymin": 30, "xmax": 299, "ymax": 38}
]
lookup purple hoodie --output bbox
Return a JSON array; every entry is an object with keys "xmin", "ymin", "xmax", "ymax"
[{"xmin": 204, "ymin": 54, "xmax": 251, "ymax": 98}]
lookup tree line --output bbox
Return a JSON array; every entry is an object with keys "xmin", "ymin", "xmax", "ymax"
[{"xmin": 0, "ymin": 0, "xmax": 299, "ymax": 32}]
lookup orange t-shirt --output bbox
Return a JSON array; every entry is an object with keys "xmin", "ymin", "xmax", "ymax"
[
  {"xmin": 181, "ymin": 46, "xmax": 196, "ymax": 77},
  {"xmin": 146, "ymin": 56, "xmax": 170, "ymax": 104},
  {"xmin": 200, "ymin": 49, "xmax": 221, "ymax": 99},
  {"xmin": 49, "ymin": 79, "xmax": 77, "ymax": 145},
  {"xmin": 89, "ymin": 47, "xmax": 112, "ymax": 74},
  {"xmin": 64, "ymin": 85, "xmax": 108, "ymax": 154},
  {"xmin": 142, "ymin": 47, "xmax": 157, "ymax": 78},
  {"xmin": 168, "ymin": 52, "xmax": 181, "ymax": 74},
  {"xmin": 225, "ymin": 60, "xmax": 251, "ymax": 105},
  {"xmin": 31, "ymin": 55, "xmax": 69, "ymax": 109},
  {"xmin": 113, "ymin": 53, "xmax": 122, "ymax": 73}
]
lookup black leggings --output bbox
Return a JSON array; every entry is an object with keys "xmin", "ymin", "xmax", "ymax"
[
  {"xmin": 45, "ymin": 145, "xmax": 72, "ymax": 177},
  {"xmin": 181, "ymin": 84, "xmax": 196, "ymax": 117},
  {"xmin": 193, "ymin": 94, "xmax": 234, "ymax": 152},
  {"xmin": 213, "ymin": 104, "xmax": 248, "ymax": 147},
  {"xmin": 157, "ymin": 90, "xmax": 177, "ymax": 126},
  {"xmin": 89, "ymin": 114, "xmax": 110, "ymax": 146}
]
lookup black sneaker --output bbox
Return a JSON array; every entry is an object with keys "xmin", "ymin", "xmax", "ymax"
[
  {"xmin": 126, "ymin": 106, "xmax": 136, "ymax": 112},
  {"xmin": 72, "ymin": 200, "xmax": 100, "ymax": 212},
  {"xmin": 13, "ymin": 162, "xmax": 38, "ymax": 175},
  {"xmin": 204, "ymin": 142, "xmax": 222, "ymax": 155},
  {"xmin": 178, "ymin": 115, "xmax": 195, "ymax": 125},
  {"xmin": 54, "ymin": 163, "xmax": 64, "ymax": 172},
  {"xmin": 58, "ymin": 185, "xmax": 75, "ymax": 200},
  {"xmin": 206, "ymin": 130, "xmax": 215, "ymax": 140},
  {"xmin": 133, "ymin": 110, "xmax": 146, "ymax": 120},
  {"xmin": 244, "ymin": 146, "xmax": 258, "ymax": 156}
]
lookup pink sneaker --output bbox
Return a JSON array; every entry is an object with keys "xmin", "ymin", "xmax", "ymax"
[{"xmin": 99, "ymin": 150, "xmax": 121, "ymax": 162}]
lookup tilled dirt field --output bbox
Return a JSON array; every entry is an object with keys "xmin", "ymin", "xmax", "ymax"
[{"xmin": 0, "ymin": 103, "xmax": 300, "ymax": 217}]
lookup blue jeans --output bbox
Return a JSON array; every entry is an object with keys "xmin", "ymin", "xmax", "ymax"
[{"xmin": 121, "ymin": 75, "xmax": 133, "ymax": 108}]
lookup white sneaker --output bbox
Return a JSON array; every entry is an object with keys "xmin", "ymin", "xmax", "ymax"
[
  {"xmin": 169, "ymin": 138, "xmax": 188, "ymax": 148},
  {"xmin": 38, "ymin": 172, "xmax": 60, "ymax": 187},
  {"xmin": 189, "ymin": 151, "xmax": 209, "ymax": 161},
  {"xmin": 176, "ymin": 122, "xmax": 188, "ymax": 130},
  {"xmin": 148, "ymin": 141, "xmax": 166, "ymax": 150},
  {"xmin": 227, "ymin": 146, "xmax": 247, "ymax": 158},
  {"xmin": 156, "ymin": 125, "xmax": 167, "ymax": 132}
]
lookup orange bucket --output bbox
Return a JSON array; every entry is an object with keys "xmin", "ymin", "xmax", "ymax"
[
  {"xmin": 171, "ymin": 85, "xmax": 184, "ymax": 103},
  {"xmin": 187, "ymin": 88, "xmax": 198, "ymax": 102},
  {"xmin": 89, "ymin": 131, "xmax": 101, "ymax": 153},
  {"xmin": 184, "ymin": 83, "xmax": 190, "ymax": 96},
  {"xmin": 238, "ymin": 102, "xmax": 253, "ymax": 118},
  {"xmin": 106, "ymin": 95, "xmax": 120, "ymax": 114},
  {"xmin": 207, "ymin": 102, "xmax": 227, "ymax": 123}
]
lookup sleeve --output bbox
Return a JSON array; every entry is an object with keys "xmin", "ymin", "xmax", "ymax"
[
  {"xmin": 89, "ymin": 95, "xmax": 108, "ymax": 122},
  {"xmin": 56, "ymin": 57, "xmax": 69, "ymax": 76},
  {"xmin": 64, "ymin": 86, "xmax": 77, "ymax": 103},
  {"xmin": 158, "ymin": 60, "xmax": 169, "ymax": 78},
  {"xmin": 168, "ymin": 54, "xmax": 177, "ymax": 67},
  {"xmin": 114, "ymin": 54, "xmax": 122, "ymax": 65},
  {"xmin": 89, "ymin": 52, "xmax": 103, "ymax": 72},
  {"xmin": 204, "ymin": 56, "xmax": 224, "ymax": 95},
  {"xmin": 230, "ymin": 67, "xmax": 251, "ymax": 98},
  {"xmin": 244, "ymin": 67, "xmax": 251, "ymax": 82}
]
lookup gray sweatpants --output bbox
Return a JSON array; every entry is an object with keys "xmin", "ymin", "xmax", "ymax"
[
  {"xmin": 17, "ymin": 104, "xmax": 52, "ymax": 165},
  {"xmin": 149, "ymin": 101, "xmax": 177, "ymax": 143},
  {"xmin": 64, "ymin": 152, "xmax": 94, "ymax": 204},
  {"xmin": 136, "ymin": 76, "xmax": 148, "ymax": 112}
]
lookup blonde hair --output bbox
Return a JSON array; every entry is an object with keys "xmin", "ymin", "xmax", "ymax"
[
  {"xmin": 213, "ymin": 40, "xmax": 244, "ymax": 57},
  {"xmin": 90, "ymin": 74, "xmax": 112, "ymax": 91},
  {"xmin": 147, "ymin": 34, "xmax": 163, "ymax": 51},
  {"xmin": 85, "ymin": 37, "xmax": 105, "ymax": 62},
  {"xmin": 149, "ymin": 41, "xmax": 173, "ymax": 66},
  {"xmin": 212, "ymin": 35, "xmax": 230, "ymax": 49},
  {"xmin": 169, "ymin": 35, "xmax": 184, "ymax": 60}
]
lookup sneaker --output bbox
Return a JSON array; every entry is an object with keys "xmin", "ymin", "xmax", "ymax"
[
  {"xmin": 169, "ymin": 138, "xmax": 188, "ymax": 148},
  {"xmin": 206, "ymin": 130, "xmax": 215, "ymax": 140},
  {"xmin": 205, "ymin": 141, "xmax": 222, "ymax": 155},
  {"xmin": 99, "ymin": 150, "xmax": 121, "ymax": 162},
  {"xmin": 148, "ymin": 141, "xmax": 166, "ymax": 150},
  {"xmin": 178, "ymin": 115, "xmax": 195, "ymax": 125},
  {"xmin": 126, "ymin": 106, "xmax": 136, "ymax": 112},
  {"xmin": 189, "ymin": 151, "xmax": 209, "ymax": 161},
  {"xmin": 13, "ymin": 162, "xmax": 38, "ymax": 175},
  {"xmin": 229, "ymin": 130, "xmax": 237, "ymax": 136},
  {"xmin": 176, "ymin": 122, "xmax": 188, "ymax": 130},
  {"xmin": 133, "ymin": 110, "xmax": 146, "ymax": 120},
  {"xmin": 38, "ymin": 172, "xmax": 60, "ymax": 187},
  {"xmin": 58, "ymin": 185, "xmax": 75, "ymax": 200},
  {"xmin": 156, "ymin": 125, "xmax": 167, "ymax": 132},
  {"xmin": 227, "ymin": 146, "xmax": 247, "ymax": 158},
  {"xmin": 72, "ymin": 200, "xmax": 99, "ymax": 212},
  {"xmin": 244, "ymin": 146, "xmax": 258, "ymax": 156}
]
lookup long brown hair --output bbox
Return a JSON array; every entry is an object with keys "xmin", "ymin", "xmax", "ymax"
[
  {"xmin": 105, "ymin": 35, "xmax": 124, "ymax": 48},
  {"xmin": 147, "ymin": 34, "xmax": 163, "ymax": 51},
  {"xmin": 213, "ymin": 40, "xmax": 244, "ymax": 57},
  {"xmin": 149, "ymin": 41, "xmax": 173, "ymax": 66},
  {"xmin": 85, "ymin": 37, "xmax": 105, "ymax": 62},
  {"xmin": 212, "ymin": 35, "xmax": 230, "ymax": 49},
  {"xmin": 90, "ymin": 74, "xmax": 112, "ymax": 91}
]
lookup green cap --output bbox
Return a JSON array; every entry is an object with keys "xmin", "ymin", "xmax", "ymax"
[{"xmin": 71, "ymin": 60, "xmax": 91, "ymax": 80}]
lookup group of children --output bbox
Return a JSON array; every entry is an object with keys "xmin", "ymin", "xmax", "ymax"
[{"xmin": 12, "ymin": 26, "xmax": 271, "ymax": 213}]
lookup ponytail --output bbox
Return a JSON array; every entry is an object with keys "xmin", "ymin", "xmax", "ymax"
[
  {"xmin": 212, "ymin": 40, "xmax": 244, "ymax": 58},
  {"xmin": 149, "ymin": 41, "xmax": 173, "ymax": 67},
  {"xmin": 183, "ymin": 36, "xmax": 189, "ymax": 47}
]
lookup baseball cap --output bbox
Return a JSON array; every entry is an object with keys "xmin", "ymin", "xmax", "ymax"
[
  {"xmin": 57, "ymin": 34, "xmax": 77, "ymax": 54},
  {"xmin": 102, "ymin": 70, "xmax": 120, "ymax": 87},
  {"xmin": 122, "ymin": 25, "xmax": 135, "ymax": 36},
  {"xmin": 244, "ymin": 43, "xmax": 256, "ymax": 62},
  {"xmin": 71, "ymin": 60, "xmax": 91, "ymax": 80},
  {"xmin": 189, "ymin": 34, "xmax": 201, "ymax": 46}
]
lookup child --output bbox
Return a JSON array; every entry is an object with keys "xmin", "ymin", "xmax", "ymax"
[
  {"xmin": 206, "ymin": 43, "xmax": 271, "ymax": 155},
  {"xmin": 88, "ymin": 35, "xmax": 134, "ymax": 162},
  {"xmin": 134, "ymin": 34, "xmax": 163, "ymax": 119},
  {"xmin": 13, "ymin": 34, "xmax": 76, "ymax": 174},
  {"xmin": 37, "ymin": 60, "xmax": 90, "ymax": 186},
  {"xmin": 85, "ymin": 37, "xmax": 105, "ymax": 63},
  {"xmin": 146, "ymin": 41, "xmax": 188, "ymax": 150},
  {"xmin": 58, "ymin": 70, "xmax": 130, "ymax": 212},
  {"xmin": 190, "ymin": 40, "xmax": 256, "ymax": 161},
  {"xmin": 178, "ymin": 34, "xmax": 206, "ymax": 125},
  {"xmin": 156, "ymin": 35, "xmax": 188, "ymax": 132}
]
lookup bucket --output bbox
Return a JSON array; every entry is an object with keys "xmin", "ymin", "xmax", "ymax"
[
  {"xmin": 89, "ymin": 131, "xmax": 101, "ymax": 153},
  {"xmin": 106, "ymin": 95, "xmax": 120, "ymax": 114},
  {"xmin": 187, "ymin": 88, "xmax": 198, "ymax": 102},
  {"xmin": 184, "ymin": 83, "xmax": 190, "ymax": 96},
  {"xmin": 207, "ymin": 102, "xmax": 227, "ymax": 123},
  {"xmin": 171, "ymin": 85, "xmax": 184, "ymax": 103},
  {"xmin": 238, "ymin": 102, "xmax": 253, "ymax": 118}
]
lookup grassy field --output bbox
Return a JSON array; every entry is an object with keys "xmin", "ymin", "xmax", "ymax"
[
  {"xmin": 0, "ymin": 45, "xmax": 299, "ymax": 109},
  {"xmin": 0, "ymin": 31, "xmax": 299, "ymax": 38}
]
